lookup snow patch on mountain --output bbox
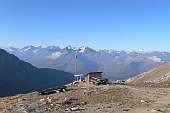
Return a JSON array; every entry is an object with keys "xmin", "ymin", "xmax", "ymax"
[
  {"xmin": 4, "ymin": 47, "xmax": 16, "ymax": 52},
  {"xmin": 33, "ymin": 49, "xmax": 39, "ymax": 53},
  {"xmin": 22, "ymin": 46, "xmax": 32, "ymax": 52},
  {"xmin": 49, "ymin": 52, "xmax": 62, "ymax": 60},
  {"xmin": 66, "ymin": 45, "xmax": 73, "ymax": 50},
  {"xmin": 149, "ymin": 56, "xmax": 162, "ymax": 63},
  {"xmin": 78, "ymin": 46, "xmax": 87, "ymax": 53}
]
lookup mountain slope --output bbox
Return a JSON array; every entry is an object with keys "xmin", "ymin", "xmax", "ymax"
[
  {"xmin": 0, "ymin": 49, "xmax": 74, "ymax": 97},
  {"xmin": 5, "ymin": 46, "xmax": 170, "ymax": 80},
  {"xmin": 127, "ymin": 62, "xmax": 170, "ymax": 87}
]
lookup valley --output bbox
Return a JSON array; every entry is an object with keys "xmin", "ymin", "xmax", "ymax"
[{"xmin": 4, "ymin": 45, "xmax": 170, "ymax": 80}]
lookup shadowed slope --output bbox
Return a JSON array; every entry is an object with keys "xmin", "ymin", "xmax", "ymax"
[{"xmin": 0, "ymin": 49, "xmax": 74, "ymax": 97}]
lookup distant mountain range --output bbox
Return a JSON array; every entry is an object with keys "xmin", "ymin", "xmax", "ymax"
[
  {"xmin": 0, "ymin": 49, "xmax": 74, "ymax": 97},
  {"xmin": 3, "ymin": 45, "xmax": 170, "ymax": 80}
]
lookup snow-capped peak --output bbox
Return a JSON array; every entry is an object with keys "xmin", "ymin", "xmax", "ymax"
[
  {"xmin": 4, "ymin": 47, "xmax": 18, "ymax": 52},
  {"xmin": 78, "ymin": 46, "xmax": 87, "ymax": 53},
  {"xmin": 65, "ymin": 45, "xmax": 73, "ymax": 50},
  {"xmin": 76, "ymin": 46, "xmax": 95, "ymax": 53},
  {"xmin": 21, "ymin": 46, "xmax": 34, "ymax": 52},
  {"xmin": 20, "ymin": 45, "xmax": 42, "ymax": 52}
]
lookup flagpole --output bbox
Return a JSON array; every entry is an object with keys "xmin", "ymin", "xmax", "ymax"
[{"xmin": 75, "ymin": 51, "xmax": 77, "ymax": 75}]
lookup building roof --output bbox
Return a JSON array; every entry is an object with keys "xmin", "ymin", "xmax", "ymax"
[
  {"xmin": 85, "ymin": 72, "xmax": 103, "ymax": 75},
  {"xmin": 74, "ymin": 74, "xmax": 84, "ymax": 77}
]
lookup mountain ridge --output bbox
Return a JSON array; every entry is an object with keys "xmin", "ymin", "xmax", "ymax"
[
  {"xmin": 0, "ymin": 49, "xmax": 74, "ymax": 97},
  {"xmin": 4, "ymin": 45, "xmax": 170, "ymax": 80}
]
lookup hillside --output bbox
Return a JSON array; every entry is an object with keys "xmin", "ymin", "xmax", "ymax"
[
  {"xmin": 0, "ymin": 83, "xmax": 170, "ymax": 113},
  {"xmin": 4, "ymin": 45, "xmax": 170, "ymax": 80},
  {"xmin": 127, "ymin": 62, "xmax": 170, "ymax": 87},
  {"xmin": 0, "ymin": 49, "xmax": 74, "ymax": 97}
]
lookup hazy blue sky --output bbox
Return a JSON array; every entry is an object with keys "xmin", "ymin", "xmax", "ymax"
[{"xmin": 0, "ymin": 0, "xmax": 170, "ymax": 51}]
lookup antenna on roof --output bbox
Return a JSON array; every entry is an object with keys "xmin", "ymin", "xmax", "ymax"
[
  {"xmin": 74, "ymin": 51, "xmax": 78, "ymax": 75},
  {"xmin": 74, "ymin": 51, "xmax": 83, "ymax": 82}
]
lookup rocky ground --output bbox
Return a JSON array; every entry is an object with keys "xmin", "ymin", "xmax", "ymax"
[{"xmin": 0, "ymin": 83, "xmax": 170, "ymax": 113}]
